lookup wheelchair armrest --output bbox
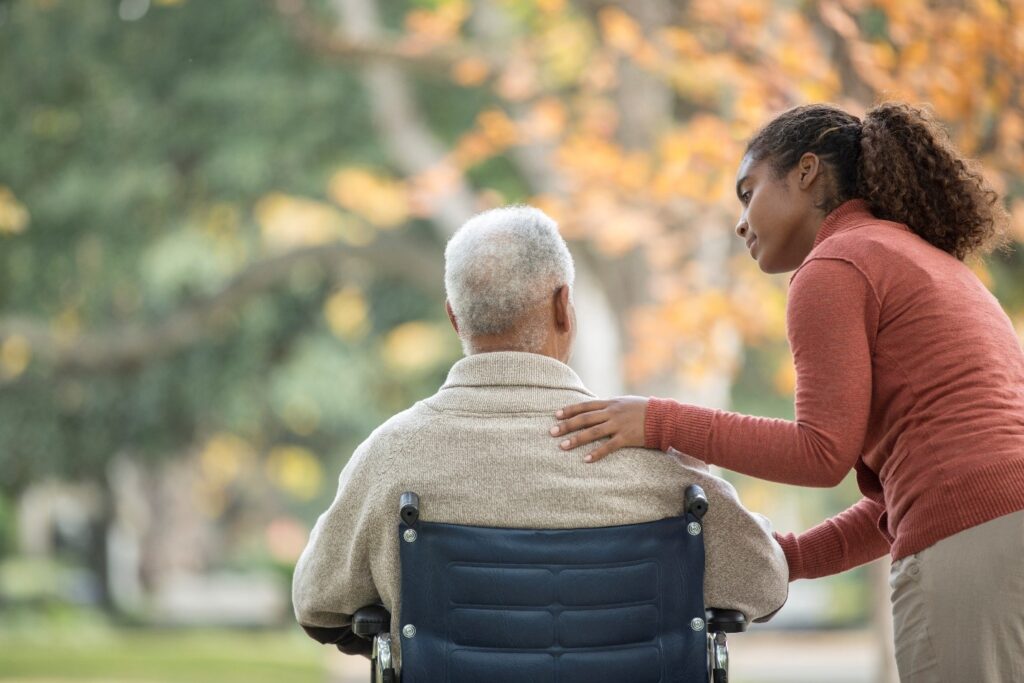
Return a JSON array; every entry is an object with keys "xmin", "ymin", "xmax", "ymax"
[
  {"xmin": 352, "ymin": 604, "xmax": 391, "ymax": 639},
  {"xmin": 706, "ymin": 608, "xmax": 747, "ymax": 634}
]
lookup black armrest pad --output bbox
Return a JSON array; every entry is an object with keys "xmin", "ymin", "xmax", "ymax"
[
  {"xmin": 353, "ymin": 604, "xmax": 391, "ymax": 638},
  {"xmin": 301, "ymin": 625, "xmax": 372, "ymax": 658},
  {"xmin": 706, "ymin": 608, "xmax": 748, "ymax": 633}
]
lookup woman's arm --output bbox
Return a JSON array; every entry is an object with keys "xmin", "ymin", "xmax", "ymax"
[
  {"xmin": 556, "ymin": 258, "xmax": 880, "ymax": 487},
  {"xmin": 776, "ymin": 496, "xmax": 892, "ymax": 580}
]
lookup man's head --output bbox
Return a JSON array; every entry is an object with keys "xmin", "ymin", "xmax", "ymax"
[{"xmin": 444, "ymin": 206, "xmax": 576, "ymax": 362}]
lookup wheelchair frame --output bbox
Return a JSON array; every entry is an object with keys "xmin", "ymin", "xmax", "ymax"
[{"xmin": 353, "ymin": 485, "xmax": 747, "ymax": 683}]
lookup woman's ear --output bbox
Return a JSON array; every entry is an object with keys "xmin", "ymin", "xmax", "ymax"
[{"xmin": 797, "ymin": 152, "xmax": 821, "ymax": 189}]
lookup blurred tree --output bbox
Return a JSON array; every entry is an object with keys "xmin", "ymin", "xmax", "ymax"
[
  {"xmin": 283, "ymin": 0, "xmax": 1024, "ymax": 400},
  {"xmin": 3, "ymin": 0, "xmax": 1021, "ymax": 486},
  {"xmin": 0, "ymin": 0, "xmax": 463, "ymax": 611},
  {"xmin": 0, "ymin": 0, "xmax": 456, "ymax": 496},
  {"xmin": 0, "ymin": 1, "xmax": 1022, "ymax": 650}
]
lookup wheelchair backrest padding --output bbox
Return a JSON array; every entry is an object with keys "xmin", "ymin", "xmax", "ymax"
[{"xmin": 398, "ymin": 515, "xmax": 706, "ymax": 682}]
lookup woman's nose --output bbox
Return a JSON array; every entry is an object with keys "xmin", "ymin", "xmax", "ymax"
[{"xmin": 735, "ymin": 220, "xmax": 748, "ymax": 238}]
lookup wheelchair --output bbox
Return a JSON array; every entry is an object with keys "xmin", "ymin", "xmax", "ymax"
[{"xmin": 353, "ymin": 485, "xmax": 746, "ymax": 682}]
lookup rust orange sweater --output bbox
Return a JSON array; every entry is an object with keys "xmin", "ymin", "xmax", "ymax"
[{"xmin": 645, "ymin": 199, "xmax": 1024, "ymax": 580}]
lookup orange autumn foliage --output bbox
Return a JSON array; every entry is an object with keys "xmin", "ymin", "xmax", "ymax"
[{"xmin": 329, "ymin": 0, "xmax": 1024, "ymax": 388}]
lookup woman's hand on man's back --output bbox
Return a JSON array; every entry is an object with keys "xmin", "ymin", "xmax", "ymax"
[{"xmin": 550, "ymin": 396, "xmax": 648, "ymax": 462}]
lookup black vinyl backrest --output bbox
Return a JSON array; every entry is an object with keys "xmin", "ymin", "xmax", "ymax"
[{"xmin": 398, "ymin": 512, "xmax": 707, "ymax": 683}]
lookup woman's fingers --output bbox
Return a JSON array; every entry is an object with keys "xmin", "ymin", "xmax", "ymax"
[
  {"xmin": 550, "ymin": 409, "xmax": 607, "ymax": 437},
  {"xmin": 555, "ymin": 399, "xmax": 611, "ymax": 420},
  {"xmin": 583, "ymin": 437, "xmax": 624, "ymax": 463},
  {"xmin": 553, "ymin": 395, "xmax": 648, "ymax": 462},
  {"xmin": 558, "ymin": 422, "xmax": 613, "ymax": 450}
]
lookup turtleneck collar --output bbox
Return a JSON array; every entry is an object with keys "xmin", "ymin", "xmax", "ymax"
[
  {"xmin": 440, "ymin": 351, "xmax": 588, "ymax": 393},
  {"xmin": 424, "ymin": 351, "xmax": 596, "ymax": 415},
  {"xmin": 813, "ymin": 198, "xmax": 876, "ymax": 249}
]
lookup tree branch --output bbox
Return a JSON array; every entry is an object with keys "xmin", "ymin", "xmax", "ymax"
[
  {"xmin": 330, "ymin": 0, "xmax": 480, "ymax": 236},
  {"xmin": 0, "ymin": 234, "xmax": 442, "ymax": 374},
  {"xmin": 809, "ymin": 1, "xmax": 878, "ymax": 104},
  {"xmin": 276, "ymin": 0, "xmax": 498, "ymax": 76}
]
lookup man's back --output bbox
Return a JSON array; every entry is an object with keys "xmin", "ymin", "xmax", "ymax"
[{"xmin": 293, "ymin": 352, "xmax": 788, "ymax": 653}]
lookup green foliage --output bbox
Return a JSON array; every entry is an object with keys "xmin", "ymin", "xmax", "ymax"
[
  {"xmin": 730, "ymin": 341, "xmax": 795, "ymax": 421},
  {"xmin": 0, "ymin": 493, "xmax": 12, "ymax": 556},
  {"xmin": 991, "ymin": 249, "xmax": 1024, "ymax": 313},
  {"xmin": 0, "ymin": 624, "xmax": 324, "ymax": 683},
  {"xmin": 0, "ymin": 1, "xmax": 456, "ymax": 495}
]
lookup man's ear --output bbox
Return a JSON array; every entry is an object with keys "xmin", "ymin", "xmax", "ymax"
[
  {"xmin": 553, "ymin": 285, "xmax": 571, "ymax": 331},
  {"xmin": 796, "ymin": 152, "xmax": 821, "ymax": 189},
  {"xmin": 445, "ymin": 300, "xmax": 459, "ymax": 334}
]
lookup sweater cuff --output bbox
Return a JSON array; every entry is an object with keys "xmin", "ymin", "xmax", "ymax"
[
  {"xmin": 773, "ymin": 522, "xmax": 845, "ymax": 581},
  {"xmin": 773, "ymin": 532, "xmax": 802, "ymax": 582},
  {"xmin": 643, "ymin": 398, "xmax": 715, "ymax": 461}
]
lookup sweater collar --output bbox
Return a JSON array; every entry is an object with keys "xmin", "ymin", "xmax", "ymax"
[
  {"xmin": 441, "ymin": 351, "xmax": 590, "ymax": 393},
  {"xmin": 427, "ymin": 352, "xmax": 596, "ymax": 414},
  {"xmin": 813, "ymin": 198, "xmax": 875, "ymax": 248}
]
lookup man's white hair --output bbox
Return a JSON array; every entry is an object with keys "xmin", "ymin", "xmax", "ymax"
[{"xmin": 444, "ymin": 206, "xmax": 575, "ymax": 354}]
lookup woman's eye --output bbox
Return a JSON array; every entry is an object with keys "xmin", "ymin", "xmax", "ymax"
[{"xmin": 741, "ymin": 191, "xmax": 751, "ymax": 204}]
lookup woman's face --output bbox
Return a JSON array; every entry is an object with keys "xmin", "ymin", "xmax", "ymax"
[{"xmin": 734, "ymin": 153, "xmax": 819, "ymax": 274}]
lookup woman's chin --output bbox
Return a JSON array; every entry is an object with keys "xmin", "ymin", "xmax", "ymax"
[
  {"xmin": 753, "ymin": 252, "xmax": 772, "ymax": 273},
  {"xmin": 759, "ymin": 256, "xmax": 802, "ymax": 275},
  {"xmin": 755, "ymin": 252, "xmax": 784, "ymax": 274}
]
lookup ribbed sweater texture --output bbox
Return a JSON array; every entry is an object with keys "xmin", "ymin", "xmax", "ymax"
[{"xmin": 645, "ymin": 200, "xmax": 1024, "ymax": 580}]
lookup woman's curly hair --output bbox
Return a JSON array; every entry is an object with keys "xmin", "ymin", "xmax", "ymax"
[{"xmin": 746, "ymin": 102, "xmax": 1010, "ymax": 260}]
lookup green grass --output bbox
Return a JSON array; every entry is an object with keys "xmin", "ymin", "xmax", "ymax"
[{"xmin": 0, "ymin": 628, "xmax": 326, "ymax": 683}]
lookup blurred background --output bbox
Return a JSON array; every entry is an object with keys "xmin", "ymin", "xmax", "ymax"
[{"xmin": 1, "ymin": 0, "xmax": 1023, "ymax": 681}]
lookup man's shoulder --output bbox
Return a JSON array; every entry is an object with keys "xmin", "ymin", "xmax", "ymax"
[
  {"xmin": 350, "ymin": 401, "xmax": 436, "ymax": 465},
  {"xmin": 615, "ymin": 446, "xmax": 740, "ymax": 499}
]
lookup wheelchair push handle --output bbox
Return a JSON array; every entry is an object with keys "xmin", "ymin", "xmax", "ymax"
[
  {"xmin": 399, "ymin": 491, "xmax": 420, "ymax": 525},
  {"xmin": 684, "ymin": 484, "xmax": 708, "ymax": 520}
]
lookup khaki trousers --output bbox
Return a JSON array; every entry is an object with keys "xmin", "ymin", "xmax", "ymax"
[{"xmin": 889, "ymin": 509, "xmax": 1024, "ymax": 683}]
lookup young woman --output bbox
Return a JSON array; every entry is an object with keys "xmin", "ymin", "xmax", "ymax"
[{"xmin": 550, "ymin": 102, "xmax": 1024, "ymax": 682}]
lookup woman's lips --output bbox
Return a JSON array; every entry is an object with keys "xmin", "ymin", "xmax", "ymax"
[{"xmin": 746, "ymin": 235, "xmax": 758, "ymax": 252}]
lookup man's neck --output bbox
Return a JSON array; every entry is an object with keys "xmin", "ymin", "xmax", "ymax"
[{"xmin": 468, "ymin": 340, "xmax": 565, "ymax": 364}]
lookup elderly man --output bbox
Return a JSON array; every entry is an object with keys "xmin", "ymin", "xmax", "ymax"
[{"xmin": 292, "ymin": 206, "xmax": 788, "ymax": 660}]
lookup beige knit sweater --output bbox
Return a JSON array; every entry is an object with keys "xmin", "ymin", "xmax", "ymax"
[{"xmin": 293, "ymin": 352, "xmax": 788, "ymax": 656}]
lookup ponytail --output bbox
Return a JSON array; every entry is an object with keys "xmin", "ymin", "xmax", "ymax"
[
  {"xmin": 747, "ymin": 102, "xmax": 1010, "ymax": 260},
  {"xmin": 859, "ymin": 102, "xmax": 1009, "ymax": 260}
]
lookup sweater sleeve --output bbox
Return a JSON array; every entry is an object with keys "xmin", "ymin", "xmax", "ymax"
[
  {"xmin": 668, "ymin": 451, "xmax": 790, "ymax": 620},
  {"xmin": 774, "ymin": 497, "xmax": 891, "ymax": 580},
  {"xmin": 644, "ymin": 257, "xmax": 879, "ymax": 488},
  {"xmin": 291, "ymin": 436, "xmax": 391, "ymax": 654}
]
